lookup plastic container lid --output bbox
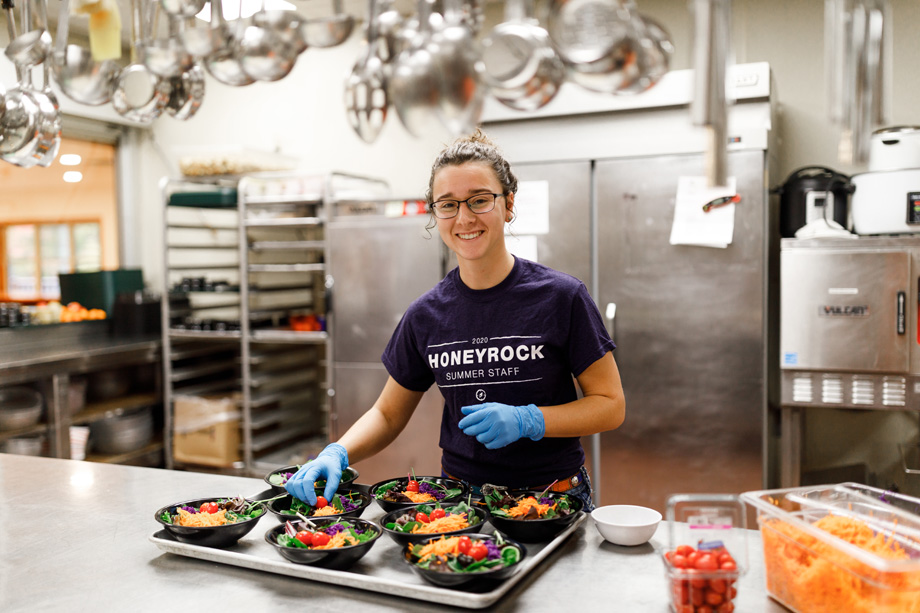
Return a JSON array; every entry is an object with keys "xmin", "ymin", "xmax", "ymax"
[{"xmin": 666, "ymin": 493, "xmax": 749, "ymax": 573}]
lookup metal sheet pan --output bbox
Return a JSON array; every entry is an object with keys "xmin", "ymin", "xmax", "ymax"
[{"xmin": 149, "ymin": 507, "xmax": 586, "ymax": 609}]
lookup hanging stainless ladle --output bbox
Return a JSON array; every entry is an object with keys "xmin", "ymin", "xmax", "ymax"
[
  {"xmin": 480, "ymin": 0, "xmax": 566, "ymax": 112},
  {"xmin": 112, "ymin": 0, "xmax": 171, "ymax": 123},
  {"xmin": 165, "ymin": 63, "xmax": 205, "ymax": 120},
  {"xmin": 343, "ymin": 0, "xmax": 389, "ymax": 142},
  {"xmin": 50, "ymin": 0, "xmax": 120, "ymax": 105},
  {"xmin": 1, "ymin": 0, "xmax": 59, "ymax": 167},
  {"xmin": 1, "ymin": 0, "xmax": 41, "ymax": 163},
  {"xmin": 4, "ymin": 0, "xmax": 51, "ymax": 67},
  {"xmin": 301, "ymin": 0, "xmax": 354, "ymax": 48},
  {"xmin": 236, "ymin": 0, "xmax": 303, "ymax": 81},
  {"xmin": 204, "ymin": 0, "xmax": 256, "ymax": 86},
  {"xmin": 143, "ymin": 3, "xmax": 196, "ymax": 78}
]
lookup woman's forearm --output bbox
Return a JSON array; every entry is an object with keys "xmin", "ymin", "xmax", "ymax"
[{"xmin": 541, "ymin": 352, "xmax": 626, "ymax": 438}]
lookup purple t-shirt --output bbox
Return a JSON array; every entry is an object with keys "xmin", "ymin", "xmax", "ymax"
[{"xmin": 381, "ymin": 256, "xmax": 615, "ymax": 487}]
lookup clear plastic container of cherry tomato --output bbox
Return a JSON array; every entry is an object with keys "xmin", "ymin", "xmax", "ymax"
[{"xmin": 662, "ymin": 494, "xmax": 749, "ymax": 613}]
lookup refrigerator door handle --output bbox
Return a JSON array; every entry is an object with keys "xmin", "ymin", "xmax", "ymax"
[{"xmin": 605, "ymin": 302, "xmax": 616, "ymax": 343}]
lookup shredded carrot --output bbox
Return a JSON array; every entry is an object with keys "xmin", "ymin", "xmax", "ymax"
[
  {"xmin": 312, "ymin": 531, "xmax": 357, "ymax": 550},
  {"xmin": 176, "ymin": 508, "xmax": 229, "ymax": 527},
  {"xmin": 508, "ymin": 496, "xmax": 551, "ymax": 518},
  {"xmin": 760, "ymin": 514, "xmax": 920, "ymax": 613},
  {"xmin": 312, "ymin": 506, "xmax": 340, "ymax": 517},
  {"xmin": 411, "ymin": 513, "xmax": 469, "ymax": 534},
  {"xmin": 415, "ymin": 536, "xmax": 462, "ymax": 562},
  {"xmin": 403, "ymin": 491, "xmax": 437, "ymax": 503}
]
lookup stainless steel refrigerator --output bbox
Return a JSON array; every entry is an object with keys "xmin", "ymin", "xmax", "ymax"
[
  {"xmin": 326, "ymin": 211, "xmax": 448, "ymax": 485},
  {"xmin": 508, "ymin": 150, "xmax": 774, "ymax": 512}
]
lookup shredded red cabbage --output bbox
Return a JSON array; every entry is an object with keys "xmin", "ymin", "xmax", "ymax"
[
  {"xmin": 419, "ymin": 482, "xmax": 445, "ymax": 500},
  {"xmin": 539, "ymin": 497, "xmax": 554, "ymax": 505},
  {"xmin": 484, "ymin": 540, "xmax": 502, "ymax": 560}
]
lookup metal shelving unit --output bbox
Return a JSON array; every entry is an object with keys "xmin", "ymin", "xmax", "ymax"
[
  {"xmin": 161, "ymin": 177, "xmax": 244, "ymax": 471},
  {"xmin": 162, "ymin": 172, "xmax": 390, "ymax": 475},
  {"xmin": 237, "ymin": 172, "xmax": 390, "ymax": 473}
]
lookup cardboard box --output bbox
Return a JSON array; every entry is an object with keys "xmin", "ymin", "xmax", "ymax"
[{"xmin": 173, "ymin": 394, "xmax": 241, "ymax": 467}]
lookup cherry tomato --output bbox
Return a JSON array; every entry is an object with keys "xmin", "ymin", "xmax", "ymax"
[
  {"xmin": 705, "ymin": 590, "xmax": 724, "ymax": 606},
  {"xmin": 709, "ymin": 579, "xmax": 727, "ymax": 594},
  {"xmin": 698, "ymin": 606, "xmax": 714, "ymax": 613},
  {"xmin": 717, "ymin": 603, "xmax": 735, "ymax": 613},
  {"xmin": 695, "ymin": 553, "xmax": 719, "ymax": 571},
  {"xmin": 468, "ymin": 542, "xmax": 488, "ymax": 561},
  {"xmin": 675, "ymin": 544, "xmax": 694, "ymax": 557},
  {"xmin": 406, "ymin": 480, "xmax": 420, "ymax": 493},
  {"xmin": 720, "ymin": 560, "xmax": 737, "ymax": 572},
  {"xmin": 415, "ymin": 512, "xmax": 430, "ymax": 523},
  {"xmin": 718, "ymin": 552, "xmax": 735, "ymax": 565},
  {"xmin": 295, "ymin": 531, "xmax": 313, "ymax": 546},
  {"xmin": 430, "ymin": 508, "xmax": 446, "ymax": 521},
  {"xmin": 311, "ymin": 532, "xmax": 331, "ymax": 547},
  {"xmin": 315, "ymin": 496, "xmax": 328, "ymax": 509},
  {"xmin": 199, "ymin": 502, "xmax": 219, "ymax": 514},
  {"xmin": 457, "ymin": 536, "xmax": 472, "ymax": 555},
  {"xmin": 676, "ymin": 606, "xmax": 694, "ymax": 613},
  {"xmin": 691, "ymin": 588, "xmax": 704, "ymax": 607},
  {"xmin": 690, "ymin": 578, "xmax": 707, "ymax": 589},
  {"xmin": 671, "ymin": 554, "xmax": 689, "ymax": 569}
]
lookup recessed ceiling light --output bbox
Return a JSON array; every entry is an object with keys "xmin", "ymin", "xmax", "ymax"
[
  {"xmin": 59, "ymin": 154, "xmax": 82, "ymax": 166},
  {"xmin": 63, "ymin": 171, "xmax": 84, "ymax": 183},
  {"xmin": 196, "ymin": 0, "xmax": 295, "ymax": 21}
]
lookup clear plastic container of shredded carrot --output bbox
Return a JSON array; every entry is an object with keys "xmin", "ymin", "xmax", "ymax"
[{"xmin": 741, "ymin": 484, "xmax": 920, "ymax": 613}]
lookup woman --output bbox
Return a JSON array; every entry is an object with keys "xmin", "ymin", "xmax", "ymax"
[{"xmin": 286, "ymin": 130, "xmax": 625, "ymax": 511}]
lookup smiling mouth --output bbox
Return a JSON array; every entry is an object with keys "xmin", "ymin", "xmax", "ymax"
[{"xmin": 457, "ymin": 231, "xmax": 483, "ymax": 240}]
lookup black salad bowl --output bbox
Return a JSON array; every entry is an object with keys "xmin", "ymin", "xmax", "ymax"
[
  {"xmin": 403, "ymin": 532, "xmax": 527, "ymax": 588},
  {"xmin": 379, "ymin": 502, "xmax": 490, "ymax": 548},
  {"xmin": 266, "ymin": 488, "xmax": 372, "ymax": 523},
  {"xmin": 368, "ymin": 476, "xmax": 469, "ymax": 514},
  {"xmin": 154, "ymin": 496, "xmax": 266, "ymax": 548},
  {"xmin": 264, "ymin": 518, "xmax": 382, "ymax": 570},
  {"xmin": 485, "ymin": 490, "xmax": 584, "ymax": 543},
  {"xmin": 263, "ymin": 464, "xmax": 359, "ymax": 495}
]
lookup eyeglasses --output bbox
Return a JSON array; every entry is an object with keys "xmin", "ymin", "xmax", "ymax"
[{"xmin": 430, "ymin": 193, "xmax": 504, "ymax": 219}]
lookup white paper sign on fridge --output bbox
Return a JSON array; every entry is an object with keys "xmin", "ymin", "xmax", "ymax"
[
  {"xmin": 509, "ymin": 181, "xmax": 550, "ymax": 235},
  {"xmin": 669, "ymin": 176, "xmax": 737, "ymax": 249},
  {"xmin": 506, "ymin": 234, "xmax": 540, "ymax": 263}
]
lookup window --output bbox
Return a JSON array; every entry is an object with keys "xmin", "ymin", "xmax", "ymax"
[
  {"xmin": 0, "ymin": 137, "xmax": 117, "ymax": 302},
  {"xmin": 3, "ymin": 221, "xmax": 102, "ymax": 300}
]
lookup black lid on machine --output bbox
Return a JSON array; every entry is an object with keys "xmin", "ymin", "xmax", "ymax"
[{"xmin": 773, "ymin": 166, "xmax": 855, "ymax": 238}]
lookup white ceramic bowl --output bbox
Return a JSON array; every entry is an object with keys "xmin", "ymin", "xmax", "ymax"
[{"xmin": 591, "ymin": 504, "xmax": 662, "ymax": 546}]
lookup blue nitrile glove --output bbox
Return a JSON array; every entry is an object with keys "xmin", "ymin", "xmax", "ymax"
[
  {"xmin": 458, "ymin": 403, "xmax": 545, "ymax": 450},
  {"xmin": 285, "ymin": 443, "xmax": 349, "ymax": 505}
]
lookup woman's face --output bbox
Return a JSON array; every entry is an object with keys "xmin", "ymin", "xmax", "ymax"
[{"xmin": 431, "ymin": 162, "xmax": 513, "ymax": 267}]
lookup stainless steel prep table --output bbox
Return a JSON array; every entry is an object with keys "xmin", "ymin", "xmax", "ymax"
[{"xmin": 0, "ymin": 455, "xmax": 786, "ymax": 611}]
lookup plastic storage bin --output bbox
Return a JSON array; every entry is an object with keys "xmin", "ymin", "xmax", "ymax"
[
  {"xmin": 662, "ymin": 494, "xmax": 748, "ymax": 613},
  {"xmin": 741, "ymin": 484, "xmax": 920, "ymax": 613}
]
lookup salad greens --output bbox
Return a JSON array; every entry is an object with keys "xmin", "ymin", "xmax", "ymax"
[
  {"xmin": 385, "ymin": 501, "xmax": 482, "ymax": 534},
  {"xmin": 281, "ymin": 492, "xmax": 363, "ymax": 517},
  {"xmin": 484, "ymin": 490, "xmax": 577, "ymax": 520},
  {"xmin": 160, "ymin": 497, "xmax": 266, "ymax": 525},
  {"xmin": 276, "ymin": 519, "xmax": 377, "ymax": 549},
  {"xmin": 375, "ymin": 479, "xmax": 462, "ymax": 503},
  {"xmin": 408, "ymin": 532, "xmax": 521, "ymax": 573}
]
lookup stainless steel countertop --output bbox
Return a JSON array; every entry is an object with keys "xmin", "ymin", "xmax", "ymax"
[{"xmin": 0, "ymin": 455, "xmax": 786, "ymax": 612}]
